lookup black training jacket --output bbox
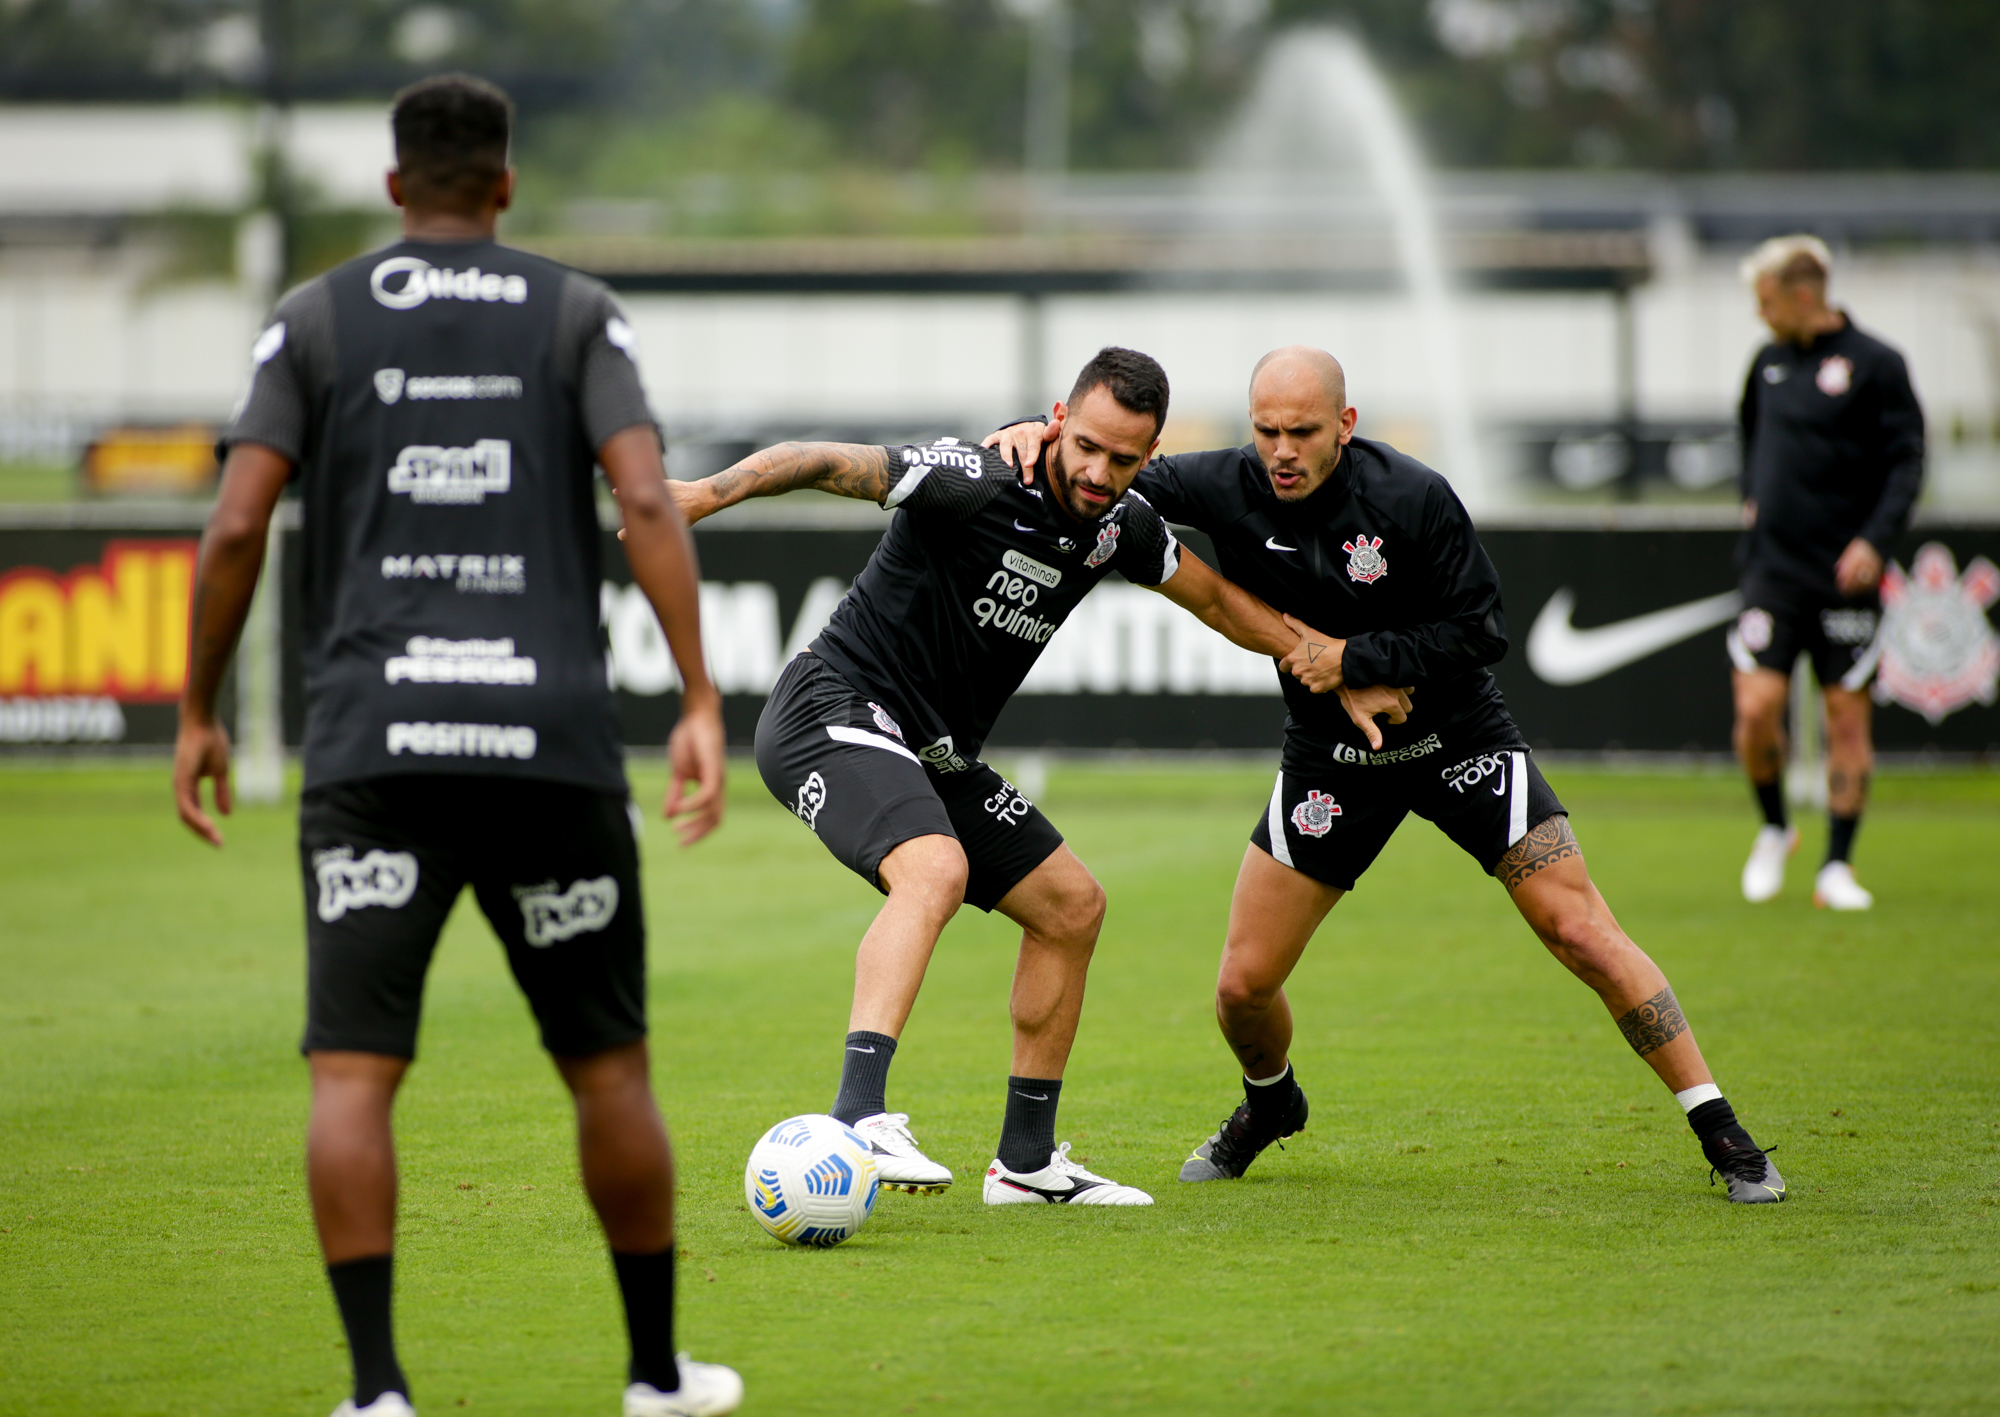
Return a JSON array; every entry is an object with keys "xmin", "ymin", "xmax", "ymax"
[
  {"xmin": 1136, "ymin": 437, "xmax": 1510, "ymax": 752},
  {"xmin": 1737, "ymin": 315, "xmax": 1925, "ymax": 600}
]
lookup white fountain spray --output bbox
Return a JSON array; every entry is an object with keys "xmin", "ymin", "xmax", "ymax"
[{"xmin": 1210, "ymin": 28, "xmax": 1486, "ymax": 504}]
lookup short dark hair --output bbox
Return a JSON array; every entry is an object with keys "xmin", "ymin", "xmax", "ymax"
[
  {"xmin": 391, "ymin": 73, "xmax": 513, "ymax": 206},
  {"xmin": 1067, "ymin": 347, "xmax": 1170, "ymax": 436}
]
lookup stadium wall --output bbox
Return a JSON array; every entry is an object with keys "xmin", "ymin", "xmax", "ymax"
[{"xmin": 3, "ymin": 510, "xmax": 1996, "ymax": 756}]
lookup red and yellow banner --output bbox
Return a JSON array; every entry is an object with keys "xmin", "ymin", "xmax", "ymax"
[{"xmin": 0, "ymin": 540, "xmax": 197, "ymax": 701}]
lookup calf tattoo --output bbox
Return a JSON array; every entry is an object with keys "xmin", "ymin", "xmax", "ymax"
[
  {"xmin": 1615, "ymin": 986, "xmax": 1688, "ymax": 1056},
  {"xmin": 1495, "ymin": 815, "xmax": 1582, "ymax": 890}
]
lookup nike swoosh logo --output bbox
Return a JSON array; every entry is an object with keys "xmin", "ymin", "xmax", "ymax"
[
  {"xmin": 1265, "ymin": 537, "xmax": 1298, "ymax": 551},
  {"xmin": 1013, "ymin": 520, "xmax": 1040, "ymax": 534},
  {"xmin": 1014, "ymin": 1092, "xmax": 1050, "ymax": 1101},
  {"xmin": 846, "ymin": 1046, "xmax": 876, "ymax": 1054},
  {"xmin": 996, "ymin": 1176, "xmax": 1098, "ymax": 1202},
  {"xmin": 1526, "ymin": 587, "xmax": 1743, "ymax": 685}
]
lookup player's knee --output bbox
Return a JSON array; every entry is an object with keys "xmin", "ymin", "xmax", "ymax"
[
  {"xmin": 1215, "ymin": 961, "xmax": 1281, "ymax": 1017},
  {"xmin": 883, "ymin": 834, "xmax": 969, "ymax": 911},
  {"xmin": 1045, "ymin": 871, "xmax": 1106, "ymax": 950},
  {"xmin": 1546, "ymin": 910, "xmax": 1626, "ymax": 979}
]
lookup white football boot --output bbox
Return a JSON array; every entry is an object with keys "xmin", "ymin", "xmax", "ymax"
[
  {"xmin": 983, "ymin": 1142, "xmax": 1153, "ymax": 1206},
  {"xmin": 331, "ymin": 1395, "xmax": 415, "ymax": 1417},
  {"xmin": 624, "ymin": 1356, "xmax": 744, "ymax": 1417},
  {"xmin": 850, "ymin": 1112, "xmax": 953, "ymax": 1194},
  {"xmin": 1740, "ymin": 824, "xmax": 1799, "ymax": 902},
  {"xmin": 1813, "ymin": 860, "xmax": 1874, "ymax": 911}
]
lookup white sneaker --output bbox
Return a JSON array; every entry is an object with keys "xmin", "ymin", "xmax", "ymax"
[
  {"xmin": 1813, "ymin": 860, "xmax": 1874, "ymax": 911},
  {"xmin": 850, "ymin": 1112, "xmax": 953, "ymax": 1194},
  {"xmin": 983, "ymin": 1142, "xmax": 1153, "ymax": 1206},
  {"xmin": 624, "ymin": 1356, "xmax": 744, "ymax": 1417},
  {"xmin": 332, "ymin": 1395, "xmax": 414, "ymax": 1417},
  {"xmin": 1741, "ymin": 824, "xmax": 1799, "ymax": 902}
]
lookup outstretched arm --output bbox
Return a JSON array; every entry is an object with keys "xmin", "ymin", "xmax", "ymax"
[
  {"xmin": 174, "ymin": 441, "xmax": 292, "ymax": 846},
  {"xmin": 1150, "ymin": 550, "xmax": 1412, "ymax": 748},
  {"xmin": 669, "ymin": 442, "xmax": 894, "ymax": 525}
]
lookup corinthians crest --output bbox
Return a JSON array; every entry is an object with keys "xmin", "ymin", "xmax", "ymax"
[
  {"xmin": 1343, "ymin": 535, "xmax": 1387, "ymax": 584},
  {"xmin": 1085, "ymin": 521, "xmax": 1121, "ymax": 569},
  {"xmin": 1290, "ymin": 789, "xmax": 1342, "ymax": 837},
  {"xmin": 1874, "ymin": 542, "xmax": 2000, "ymax": 724}
]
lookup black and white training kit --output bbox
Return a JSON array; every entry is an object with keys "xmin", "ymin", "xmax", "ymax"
[{"xmin": 224, "ymin": 238, "xmax": 654, "ymax": 795}]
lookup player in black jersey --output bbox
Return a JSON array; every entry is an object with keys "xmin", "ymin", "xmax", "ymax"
[
  {"xmin": 665, "ymin": 348, "xmax": 1376, "ymax": 1208},
  {"xmin": 1731, "ymin": 236, "xmax": 1924, "ymax": 912},
  {"xmin": 172, "ymin": 76, "xmax": 741, "ymax": 1417},
  {"xmin": 990, "ymin": 346, "xmax": 1787, "ymax": 1204}
]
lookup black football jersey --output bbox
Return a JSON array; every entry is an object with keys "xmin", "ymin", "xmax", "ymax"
[
  {"xmin": 1135, "ymin": 437, "xmax": 1511, "ymax": 752},
  {"xmin": 811, "ymin": 438, "xmax": 1181, "ymax": 769},
  {"xmin": 1738, "ymin": 317, "xmax": 1924, "ymax": 600},
  {"xmin": 223, "ymin": 237, "xmax": 653, "ymax": 794}
]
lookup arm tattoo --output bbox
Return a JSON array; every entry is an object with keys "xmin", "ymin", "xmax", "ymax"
[
  {"xmin": 1614, "ymin": 986, "xmax": 1689, "ymax": 1057},
  {"xmin": 1494, "ymin": 814, "xmax": 1581, "ymax": 890},
  {"xmin": 705, "ymin": 442, "xmax": 891, "ymax": 508}
]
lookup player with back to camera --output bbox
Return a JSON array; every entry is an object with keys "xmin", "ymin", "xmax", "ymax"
[
  {"xmin": 660, "ymin": 348, "xmax": 1396, "ymax": 1207},
  {"xmin": 1731, "ymin": 235, "xmax": 1924, "ymax": 911},
  {"xmin": 989, "ymin": 346, "xmax": 1788, "ymax": 1204},
  {"xmin": 172, "ymin": 75, "xmax": 742, "ymax": 1417}
]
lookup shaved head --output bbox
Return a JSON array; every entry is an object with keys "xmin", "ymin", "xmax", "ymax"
[
  {"xmin": 1251, "ymin": 345, "xmax": 1347, "ymax": 413},
  {"xmin": 1247, "ymin": 345, "xmax": 1357, "ymax": 502}
]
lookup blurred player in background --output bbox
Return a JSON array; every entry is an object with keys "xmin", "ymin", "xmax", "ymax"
[
  {"xmin": 662, "ymin": 348, "xmax": 1379, "ymax": 1209},
  {"xmin": 991, "ymin": 346, "xmax": 1787, "ymax": 1204},
  {"xmin": 173, "ymin": 75, "xmax": 741, "ymax": 1417},
  {"xmin": 1731, "ymin": 235, "xmax": 1925, "ymax": 911}
]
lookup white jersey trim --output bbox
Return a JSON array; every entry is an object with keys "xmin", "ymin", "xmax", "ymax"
[
  {"xmin": 1265, "ymin": 770, "xmax": 1295, "ymax": 868},
  {"xmin": 1159, "ymin": 526, "xmax": 1182, "ymax": 586},
  {"xmin": 883, "ymin": 463, "xmax": 932, "ymax": 510},
  {"xmin": 1507, "ymin": 751, "xmax": 1529, "ymax": 846},
  {"xmin": 826, "ymin": 724, "xmax": 922, "ymax": 765}
]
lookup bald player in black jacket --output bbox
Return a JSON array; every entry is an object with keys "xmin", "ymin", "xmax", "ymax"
[{"xmin": 990, "ymin": 346, "xmax": 1786, "ymax": 1205}]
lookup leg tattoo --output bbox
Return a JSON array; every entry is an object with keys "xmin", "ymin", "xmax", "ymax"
[
  {"xmin": 1229, "ymin": 1038, "xmax": 1271, "ymax": 1072},
  {"xmin": 1615, "ymin": 986, "xmax": 1688, "ymax": 1057},
  {"xmin": 1495, "ymin": 815, "xmax": 1582, "ymax": 891}
]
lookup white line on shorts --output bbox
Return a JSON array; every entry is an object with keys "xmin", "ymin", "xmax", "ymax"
[
  {"xmin": 825, "ymin": 725, "xmax": 922, "ymax": 765},
  {"xmin": 1266, "ymin": 770, "xmax": 1295, "ymax": 869}
]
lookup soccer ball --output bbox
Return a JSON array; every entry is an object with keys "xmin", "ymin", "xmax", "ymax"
[{"xmin": 744, "ymin": 1114, "xmax": 880, "ymax": 1247}]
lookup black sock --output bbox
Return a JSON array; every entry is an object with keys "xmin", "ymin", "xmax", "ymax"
[
  {"xmin": 1826, "ymin": 813, "xmax": 1860, "ymax": 864},
  {"xmin": 1243, "ymin": 1063, "xmax": 1299, "ymax": 1120},
  {"xmin": 611, "ymin": 1247, "xmax": 679, "ymax": 1393},
  {"xmin": 997, "ymin": 1076, "xmax": 1063, "ymax": 1173},
  {"xmin": 326, "ymin": 1254, "xmax": 407, "ymax": 1407},
  {"xmin": 1685, "ymin": 1096, "xmax": 1762, "ymax": 1161},
  {"xmin": 1753, "ymin": 780, "xmax": 1788, "ymax": 830},
  {"xmin": 831, "ymin": 1031, "xmax": 898, "ymax": 1124},
  {"xmin": 1685, "ymin": 1096, "xmax": 1739, "ymax": 1144}
]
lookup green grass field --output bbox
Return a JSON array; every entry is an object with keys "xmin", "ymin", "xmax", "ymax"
[{"xmin": 3, "ymin": 760, "xmax": 1997, "ymax": 1416}]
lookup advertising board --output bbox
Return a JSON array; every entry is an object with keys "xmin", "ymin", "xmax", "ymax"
[{"xmin": 4, "ymin": 513, "xmax": 1995, "ymax": 756}]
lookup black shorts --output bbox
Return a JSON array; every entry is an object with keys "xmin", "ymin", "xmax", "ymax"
[
  {"xmin": 1729, "ymin": 581, "xmax": 1882, "ymax": 690},
  {"xmin": 298, "ymin": 774, "xmax": 646, "ymax": 1060},
  {"xmin": 1250, "ymin": 728, "xmax": 1566, "ymax": 891},
  {"xmin": 754, "ymin": 654, "xmax": 1063, "ymax": 912}
]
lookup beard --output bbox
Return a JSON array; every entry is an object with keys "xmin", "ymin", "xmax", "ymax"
[
  {"xmin": 1044, "ymin": 443, "xmax": 1089, "ymax": 522},
  {"xmin": 1266, "ymin": 443, "xmax": 1344, "ymax": 501}
]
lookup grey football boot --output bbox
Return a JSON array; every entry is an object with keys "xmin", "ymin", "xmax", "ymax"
[
  {"xmin": 1179, "ymin": 1083, "xmax": 1309, "ymax": 1182},
  {"xmin": 1704, "ymin": 1130, "xmax": 1786, "ymax": 1203}
]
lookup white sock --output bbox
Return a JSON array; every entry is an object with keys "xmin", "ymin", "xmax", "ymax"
[
  {"xmin": 1245, "ymin": 1064, "xmax": 1292, "ymax": 1087},
  {"xmin": 1674, "ymin": 1083, "xmax": 1723, "ymax": 1113}
]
